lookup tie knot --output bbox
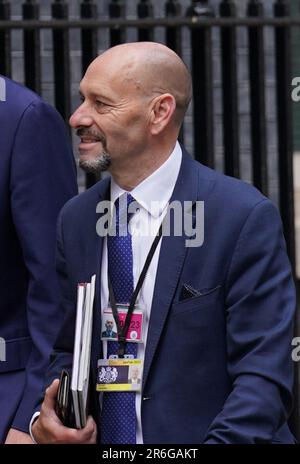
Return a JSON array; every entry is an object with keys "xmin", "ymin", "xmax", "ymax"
[
  {"xmin": 113, "ymin": 193, "xmax": 137, "ymax": 233},
  {"xmin": 116, "ymin": 193, "xmax": 135, "ymax": 208}
]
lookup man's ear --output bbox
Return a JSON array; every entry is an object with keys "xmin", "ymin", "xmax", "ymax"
[{"xmin": 149, "ymin": 93, "xmax": 176, "ymax": 135}]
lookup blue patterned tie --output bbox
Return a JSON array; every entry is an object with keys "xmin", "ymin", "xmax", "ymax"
[{"xmin": 101, "ymin": 193, "xmax": 137, "ymax": 444}]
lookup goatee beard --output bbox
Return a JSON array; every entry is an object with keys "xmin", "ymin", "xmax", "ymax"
[{"xmin": 79, "ymin": 152, "xmax": 112, "ymax": 174}]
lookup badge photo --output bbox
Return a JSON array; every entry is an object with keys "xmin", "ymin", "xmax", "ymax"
[{"xmin": 101, "ymin": 305, "xmax": 144, "ymax": 343}]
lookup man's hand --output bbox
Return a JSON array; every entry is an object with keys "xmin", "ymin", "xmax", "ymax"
[
  {"xmin": 32, "ymin": 379, "xmax": 97, "ymax": 444},
  {"xmin": 5, "ymin": 428, "xmax": 34, "ymax": 444}
]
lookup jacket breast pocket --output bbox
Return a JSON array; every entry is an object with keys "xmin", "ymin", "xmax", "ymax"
[{"xmin": 171, "ymin": 285, "xmax": 223, "ymax": 318}]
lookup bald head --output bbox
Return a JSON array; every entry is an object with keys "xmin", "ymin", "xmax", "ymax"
[
  {"xmin": 87, "ymin": 42, "xmax": 192, "ymax": 127},
  {"xmin": 71, "ymin": 42, "xmax": 192, "ymax": 186}
]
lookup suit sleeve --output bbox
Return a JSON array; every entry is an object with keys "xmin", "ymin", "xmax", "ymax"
[
  {"xmin": 204, "ymin": 199, "xmax": 296, "ymax": 443},
  {"xmin": 44, "ymin": 207, "xmax": 78, "ymax": 383},
  {"xmin": 30, "ymin": 208, "xmax": 78, "ymax": 417},
  {"xmin": 9, "ymin": 100, "xmax": 78, "ymax": 432}
]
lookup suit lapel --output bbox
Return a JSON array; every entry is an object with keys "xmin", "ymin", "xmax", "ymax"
[
  {"xmin": 142, "ymin": 151, "xmax": 198, "ymax": 388},
  {"xmin": 142, "ymin": 150, "xmax": 215, "ymax": 389},
  {"xmin": 90, "ymin": 179, "xmax": 111, "ymax": 384}
]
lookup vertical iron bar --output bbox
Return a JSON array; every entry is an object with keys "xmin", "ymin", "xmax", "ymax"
[
  {"xmin": 0, "ymin": 0, "xmax": 11, "ymax": 77},
  {"xmin": 274, "ymin": 0, "xmax": 298, "ymax": 441},
  {"xmin": 22, "ymin": 0, "xmax": 41, "ymax": 93},
  {"xmin": 81, "ymin": 0, "xmax": 98, "ymax": 74},
  {"xmin": 274, "ymin": 0, "xmax": 296, "ymax": 269},
  {"xmin": 247, "ymin": 0, "xmax": 268, "ymax": 195},
  {"xmin": 51, "ymin": 0, "xmax": 71, "ymax": 121},
  {"xmin": 137, "ymin": 0, "xmax": 154, "ymax": 42},
  {"xmin": 165, "ymin": 0, "xmax": 182, "ymax": 54},
  {"xmin": 165, "ymin": 0, "xmax": 184, "ymax": 144},
  {"xmin": 219, "ymin": 0, "xmax": 239, "ymax": 178},
  {"xmin": 80, "ymin": 0, "xmax": 99, "ymax": 188},
  {"xmin": 109, "ymin": 0, "xmax": 126, "ymax": 47},
  {"xmin": 186, "ymin": 1, "xmax": 215, "ymax": 167}
]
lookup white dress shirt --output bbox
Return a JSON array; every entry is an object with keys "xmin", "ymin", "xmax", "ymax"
[{"xmin": 100, "ymin": 141, "xmax": 182, "ymax": 444}]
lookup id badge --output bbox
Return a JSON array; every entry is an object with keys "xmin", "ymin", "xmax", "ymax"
[
  {"xmin": 96, "ymin": 358, "xmax": 143, "ymax": 392},
  {"xmin": 101, "ymin": 305, "xmax": 144, "ymax": 343}
]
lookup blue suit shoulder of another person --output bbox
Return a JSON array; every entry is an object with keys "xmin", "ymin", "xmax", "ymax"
[{"xmin": 0, "ymin": 76, "xmax": 78, "ymax": 441}]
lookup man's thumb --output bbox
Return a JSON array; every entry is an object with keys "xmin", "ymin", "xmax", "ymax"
[{"xmin": 44, "ymin": 379, "xmax": 60, "ymax": 409}]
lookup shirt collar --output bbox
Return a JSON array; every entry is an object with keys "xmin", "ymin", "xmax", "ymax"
[{"xmin": 110, "ymin": 141, "xmax": 182, "ymax": 218}]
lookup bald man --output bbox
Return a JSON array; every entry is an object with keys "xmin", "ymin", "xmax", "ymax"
[{"xmin": 31, "ymin": 42, "xmax": 295, "ymax": 444}]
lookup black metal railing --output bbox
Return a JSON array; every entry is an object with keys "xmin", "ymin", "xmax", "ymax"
[{"xmin": 0, "ymin": 0, "xmax": 299, "ymax": 439}]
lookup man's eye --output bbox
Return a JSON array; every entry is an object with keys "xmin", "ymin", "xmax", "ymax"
[
  {"xmin": 95, "ymin": 100, "xmax": 105, "ymax": 107},
  {"xmin": 79, "ymin": 95, "xmax": 85, "ymax": 103}
]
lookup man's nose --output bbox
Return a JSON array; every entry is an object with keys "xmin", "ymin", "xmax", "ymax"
[{"xmin": 69, "ymin": 105, "xmax": 94, "ymax": 128}]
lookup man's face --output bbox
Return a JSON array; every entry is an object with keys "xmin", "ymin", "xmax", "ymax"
[
  {"xmin": 69, "ymin": 56, "xmax": 152, "ymax": 173},
  {"xmin": 105, "ymin": 320, "xmax": 114, "ymax": 331},
  {"xmin": 131, "ymin": 367, "xmax": 139, "ymax": 380}
]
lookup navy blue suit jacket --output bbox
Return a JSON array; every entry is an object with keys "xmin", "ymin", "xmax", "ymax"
[
  {"xmin": 0, "ymin": 76, "xmax": 78, "ymax": 440},
  {"xmin": 44, "ymin": 149, "xmax": 295, "ymax": 443}
]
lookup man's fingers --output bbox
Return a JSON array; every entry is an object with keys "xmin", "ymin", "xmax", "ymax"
[
  {"xmin": 43, "ymin": 379, "xmax": 60, "ymax": 411},
  {"xmin": 89, "ymin": 426, "xmax": 98, "ymax": 444},
  {"xmin": 34, "ymin": 412, "xmax": 97, "ymax": 444},
  {"xmin": 67, "ymin": 416, "xmax": 97, "ymax": 444},
  {"xmin": 78, "ymin": 416, "xmax": 97, "ymax": 442},
  {"xmin": 37, "ymin": 387, "xmax": 98, "ymax": 444},
  {"xmin": 86, "ymin": 416, "xmax": 97, "ymax": 440},
  {"xmin": 85, "ymin": 416, "xmax": 97, "ymax": 431}
]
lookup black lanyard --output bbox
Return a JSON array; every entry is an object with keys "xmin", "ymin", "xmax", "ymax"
[{"xmin": 108, "ymin": 222, "xmax": 163, "ymax": 358}]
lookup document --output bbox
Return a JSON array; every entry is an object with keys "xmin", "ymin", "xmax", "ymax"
[{"xmin": 71, "ymin": 275, "xmax": 96, "ymax": 428}]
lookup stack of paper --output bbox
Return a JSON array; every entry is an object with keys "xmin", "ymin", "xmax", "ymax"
[{"xmin": 71, "ymin": 275, "xmax": 96, "ymax": 429}]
